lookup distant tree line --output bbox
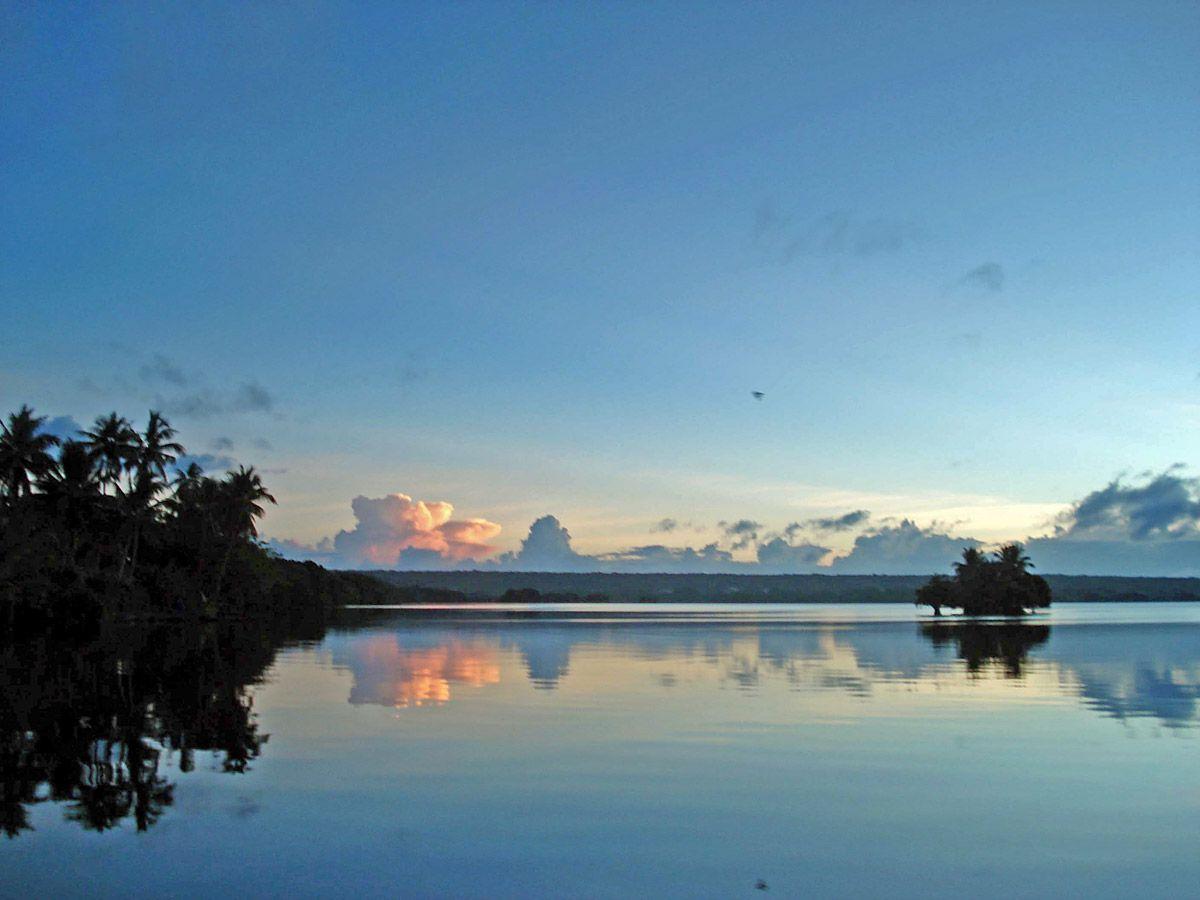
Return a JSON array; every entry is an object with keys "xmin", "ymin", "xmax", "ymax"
[
  {"xmin": 916, "ymin": 545, "xmax": 1052, "ymax": 616},
  {"xmin": 0, "ymin": 404, "xmax": 393, "ymax": 631}
]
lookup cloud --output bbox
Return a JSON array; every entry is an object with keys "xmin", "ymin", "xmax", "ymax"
[
  {"xmin": 1020, "ymin": 469, "xmax": 1200, "ymax": 575},
  {"xmin": 720, "ymin": 518, "xmax": 762, "ymax": 550},
  {"xmin": 771, "ymin": 211, "xmax": 922, "ymax": 261},
  {"xmin": 159, "ymin": 381, "xmax": 277, "ymax": 419},
  {"xmin": 140, "ymin": 354, "xmax": 188, "ymax": 386},
  {"xmin": 495, "ymin": 515, "xmax": 591, "ymax": 571},
  {"xmin": 175, "ymin": 452, "xmax": 237, "ymax": 473},
  {"xmin": 42, "ymin": 415, "xmax": 84, "ymax": 442},
  {"xmin": 272, "ymin": 470, "xmax": 1200, "ymax": 576},
  {"xmin": 253, "ymin": 437, "xmax": 273, "ymax": 451},
  {"xmin": 756, "ymin": 537, "xmax": 832, "ymax": 572},
  {"xmin": 830, "ymin": 520, "xmax": 980, "ymax": 575},
  {"xmin": 213, "ymin": 436, "xmax": 235, "ymax": 450},
  {"xmin": 234, "ymin": 382, "xmax": 274, "ymax": 412},
  {"xmin": 596, "ymin": 543, "xmax": 736, "ymax": 573},
  {"xmin": 788, "ymin": 509, "xmax": 871, "ymax": 535},
  {"xmin": 959, "ymin": 262, "xmax": 1005, "ymax": 292},
  {"xmin": 330, "ymin": 494, "xmax": 502, "ymax": 568},
  {"xmin": 1054, "ymin": 469, "xmax": 1200, "ymax": 541}
]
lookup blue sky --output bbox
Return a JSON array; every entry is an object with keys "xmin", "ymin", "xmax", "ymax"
[{"xmin": 4, "ymin": 3, "xmax": 1199, "ymax": 573}]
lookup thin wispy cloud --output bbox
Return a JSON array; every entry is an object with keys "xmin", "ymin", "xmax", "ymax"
[{"xmin": 959, "ymin": 262, "xmax": 1005, "ymax": 292}]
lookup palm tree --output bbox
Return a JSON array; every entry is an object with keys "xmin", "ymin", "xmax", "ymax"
[
  {"xmin": 212, "ymin": 466, "xmax": 276, "ymax": 601},
  {"xmin": 82, "ymin": 413, "xmax": 140, "ymax": 494},
  {"xmin": 135, "ymin": 411, "xmax": 183, "ymax": 483},
  {"xmin": 996, "ymin": 543, "xmax": 1032, "ymax": 572},
  {"xmin": 954, "ymin": 546, "xmax": 987, "ymax": 575},
  {"xmin": 0, "ymin": 405, "xmax": 60, "ymax": 501},
  {"xmin": 220, "ymin": 466, "xmax": 276, "ymax": 539}
]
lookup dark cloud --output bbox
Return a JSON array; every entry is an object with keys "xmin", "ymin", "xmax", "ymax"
[
  {"xmin": 830, "ymin": 520, "xmax": 980, "ymax": 575},
  {"xmin": 781, "ymin": 212, "xmax": 922, "ymax": 261},
  {"xmin": 1055, "ymin": 469, "xmax": 1200, "ymax": 541},
  {"xmin": 798, "ymin": 510, "xmax": 871, "ymax": 534},
  {"xmin": 959, "ymin": 262, "xmax": 1005, "ymax": 292},
  {"xmin": 139, "ymin": 353, "xmax": 188, "ymax": 386},
  {"xmin": 253, "ymin": 437, "xmax": 273, "ymax": 451},
  {"xmin": 720, "ymin": 518, "xmax": 762, "ymax": 550},
  {"xmin": 234, "ymin": 382, "xmax": 274, "ymax": 412},
  {"xmin": 213, "ymin": 436, "xmax": 235, "ymax": 451},
  {"xmin": 160, "ymin": 392, "xmax": 224, "ymax": 418},
  {"xmin": 651, "ymin": 518, "xmax": 679, "ymax": 533},
  {"xmin": 159, "ymin": 381, "xmax": 277, "ymax": 419},
  {"xmin": 596, "ymin": 543, "xmax": 736, "ymax": 573},
  {"xmin": 756, "ymin": 538, "xmax": 831, "ymax": 572}
]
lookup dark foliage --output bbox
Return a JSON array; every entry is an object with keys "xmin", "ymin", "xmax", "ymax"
[
  {"xmin": 0, "ymin": 405, "xmax": 397, "ymax": 631},
  {"xmin": 915, "ymin": 544, "xmax": 1052, "ymax": 616},
  {"xmin": 920, "ymin": 621, "xmax": 1051, "ymax": 677},
  {"xmin": 0, "ymin": 614, "xmax": 326, "ymax": 837}
]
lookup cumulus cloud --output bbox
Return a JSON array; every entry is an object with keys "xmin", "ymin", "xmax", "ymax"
[
  {"xmin": 830, "ymin": 520, "xmax": 980, "ymax": 575},
  {"xmin": 651, "ymin": 517, "xmax": 679, "ymax": 533},
  {"xmin": 1055, "ymin": 469, "xmax": 1200, "ymax": 541},
  {"xmin": 756, "ymin": 537, "xmax": 832, "ymax": 572},
  {"xmin": 331, "ymin": 494, "xmax": 502, "ymax": 568},
  {"xmin": 959, "ymin": 262, "xmax": 1005, "ymax": 292},
  {"xmin": 495, "ymin": 515, "xmax": 591, "ymax": 571},
  {"xmin": 271, "ymin": 470, "xmax": 1200, "ymax": 576},
  {"xmin": 1022, "ymin": 469, "xmax": 1200, "ymax": 575}
]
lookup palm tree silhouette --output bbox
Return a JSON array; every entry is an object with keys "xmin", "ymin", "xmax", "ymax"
[
  {"xmin": 0, "ymin": 405, "xmax": 60, "ymax": 501},
  {"xmin": 135, "ymin": 411, "xmax": 183, "ymax": 482},
  {"xmin": 213, "ymin": 466, "xmax": 276, "ymax": 601},
  {"xmin": 82, "ymin": 412, "xmax": 139, "ymax": 494},
  {"xmin": 996, "ymin": 542, "xmax": 1032, "ymax": 571}
]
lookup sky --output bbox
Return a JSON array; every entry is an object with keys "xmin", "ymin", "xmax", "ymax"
[{"xmin": 4, "ymin": 2, "xmax": 1200, "ymax": 575}]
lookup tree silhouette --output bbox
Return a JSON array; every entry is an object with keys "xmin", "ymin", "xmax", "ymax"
[
  {"xmin": 0, "ymin": 405, "xmax": 60, "ymax": 501},
  {"xmin": 917, "ymin": 543, "xmax": 1051, "ymax": 616},
  {"xmin": 81, "ymin": 412, "xmax": 139, "ymax": 495}
]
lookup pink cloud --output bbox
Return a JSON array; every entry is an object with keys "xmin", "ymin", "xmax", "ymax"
[{"xmin": 333, "ymin": 493, "xmax": 501, "ymax": 567}]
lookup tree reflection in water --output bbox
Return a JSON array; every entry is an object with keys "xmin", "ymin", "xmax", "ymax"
[
  {"xmin": 920, "ymin": 620, "xmax": 1051, "ymax": 677},
  {"xmin": 0, "ymin": 615, "xmax": 312, "ymax": 838}
]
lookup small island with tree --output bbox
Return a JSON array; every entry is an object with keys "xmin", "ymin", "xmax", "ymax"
[{"xmin": 916, "ymin": 545, "xmax": 1052, "ymax": 616}]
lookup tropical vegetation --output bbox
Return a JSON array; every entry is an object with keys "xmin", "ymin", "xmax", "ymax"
[
  {"xmin": 916, "ymin": 544, "xmax": 1052, "ymax": 616},
  {"xmin": 0, "ymin": 404, "xmax": 391, "ymax": 631}
]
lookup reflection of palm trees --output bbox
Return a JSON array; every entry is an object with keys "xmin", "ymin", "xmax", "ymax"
[
  {"xmin": 920, "ymin": 621, "xmax": 1050, "ymax": 677},
  {"xmin": 0, "ymin": 616, "xmax": 300, "ymax": 838}
]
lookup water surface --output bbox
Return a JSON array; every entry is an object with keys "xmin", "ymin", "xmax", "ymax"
[{"xmin": 3, "ymin": 603, "xmax": 1198, "ymax": 898}]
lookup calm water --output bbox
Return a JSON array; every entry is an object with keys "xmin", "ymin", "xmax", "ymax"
[{"xmin": 3, "ymin": 603, "xmax": 1199, "ymax": 898}]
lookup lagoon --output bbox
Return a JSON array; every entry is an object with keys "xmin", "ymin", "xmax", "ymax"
[{"xmin": 3, "ymin": 603, "xmax": 1198, "ymax": 898}]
